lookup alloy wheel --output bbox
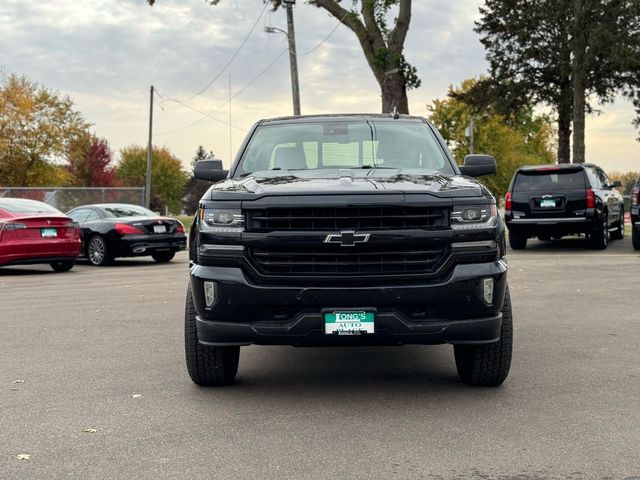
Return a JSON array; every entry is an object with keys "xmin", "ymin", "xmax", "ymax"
[{"xmin": 88, "ymin": 237, "xmax": 106, "ymax": 265}]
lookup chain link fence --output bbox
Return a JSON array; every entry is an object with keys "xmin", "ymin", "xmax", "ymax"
[{"xmin": 0, "ymin": 187, "xmax": 145, "ymax": 212}]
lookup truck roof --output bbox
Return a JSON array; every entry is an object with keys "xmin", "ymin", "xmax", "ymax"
[{"xmin": 259, "ymin": 113, "xmax": 429, "ymax": 125}]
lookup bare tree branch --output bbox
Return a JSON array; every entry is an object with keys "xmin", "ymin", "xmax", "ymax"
[{"xmin": 361, "ymin": 1, "xmax": 386, "ymax": 51}]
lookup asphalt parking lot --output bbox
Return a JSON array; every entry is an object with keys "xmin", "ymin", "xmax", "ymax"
[{"xmin": 2, "ymin": 238, "xmax": 639, "ymax": 480}]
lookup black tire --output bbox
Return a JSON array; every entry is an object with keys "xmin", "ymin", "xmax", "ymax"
[
  {"xmin": 185, "ymin": 284, "xmax": 240, "ymax": 386},
  {"xmin": 610, "ymin": 209, "xmax": 624, "ymax": 241},
  {"xmin": 633, "ymin": 225, "xmax": 640, "ymax": 250},
  {"xmin": 50, "ymin": 260, "xmax": 75, "ymax": 272},
  {"xmin": 151, "ymin": 251, "xmax": 175, "ymax": 263},
  {"xmin": 509, "ymin": 232, "xmax": 527, "ymax": 250},
  {"xmin": 87, "ymin": 235, "xmax": 112, "ymax": 266},
  {"xmin": 589, "ymin": 212, "xmax": 609, "ymax": 250},
  {"xmin": 454, "ymin": 286, "xmax": 513, "ymax": 387}
]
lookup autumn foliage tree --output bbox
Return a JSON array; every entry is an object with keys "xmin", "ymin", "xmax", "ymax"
[
  {"xmin": 117, "ymin": 145, "xmax": 188, "ymax": 214},
  {"xmin": 184, "ymin": 145, "xmax": 215, "ymax": 215},
  {"xmin": 0, "ymin": 73, "xmax": 89, "ymax": 186},
  {"xmin": 67, "ymin": 134, "xmax": 119, "ymax": 187}
]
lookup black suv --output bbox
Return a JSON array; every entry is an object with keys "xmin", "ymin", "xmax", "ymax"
[
  {"xmin": 504, "ymin": 164, "xmax": 625, "ymax": 250},
  {"xmin": 631, "ymin": 178, "xmax": 640, "ymax": 250},
  {"xmin": 186, "ymin": 114, "xmax": 512, "ymax": 387}
]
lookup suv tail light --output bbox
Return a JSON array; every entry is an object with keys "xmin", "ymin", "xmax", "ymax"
[
  {"xmin": 115, "ymin": 223, "xmax": 144, "ymax": 235},
  {"xmin": 632, "ymin": 186, "xmax": 640, "ymax": 207},
  {"xmin": 586, "ymin": 188, "xmax": 596, "ymax": 209},
  {"xmin": 505, "ymin": 192, "xmax": 512, "ymax": 211}
]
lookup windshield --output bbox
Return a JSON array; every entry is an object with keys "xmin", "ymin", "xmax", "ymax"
[
  {"xmin": 234, "ymin": 120, "xmax": 455, "ymax": 177},
  {"xmin": 102, "ymin": 205, "xmax": 155, "ymax": 218},
  {"xmin": 514, "ymin": 169, "xmax": 586, "ymax": 191}
]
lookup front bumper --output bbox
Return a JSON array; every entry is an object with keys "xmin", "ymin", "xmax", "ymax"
[{"xmin": 190, "ymin": 260, "xmax": 508, "ymax": 346}]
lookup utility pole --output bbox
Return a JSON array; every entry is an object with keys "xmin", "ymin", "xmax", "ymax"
[
  {"xmin": 465, "ymin": 117, "xmax": 475, "ymax": 154},
  {"xmin": 145, "ymin": 85, "xmax": 154, "ymax": 209},
  {"xmin": 266, "ymin": 0, "xmax": 300, "ymax": 116},
  {"xmin": 285, "ymin": 1, "xmax": 300, "ymax": 115}
]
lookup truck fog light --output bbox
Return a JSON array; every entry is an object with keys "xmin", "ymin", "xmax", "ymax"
[
  {"xmin": 482, "ymin": 278, "xmax": 494, "ymax": 305},
  {"xmin": 204, "ymin": 281, "xmax": 217, "ymax": 307}
]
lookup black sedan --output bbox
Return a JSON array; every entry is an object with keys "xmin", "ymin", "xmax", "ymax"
[{"xmin": 66, "ymin": 203, "xmax": 187, "ymax": 266}]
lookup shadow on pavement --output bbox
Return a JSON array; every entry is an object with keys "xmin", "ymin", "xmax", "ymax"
[
  {"xmin": 0, "ymin": 265, "xmax": 62, "ymax": 276},
  {"xmin": 512, "ymin": 235, "xmax": 632, "ymax": 253},
  {"xmin": 186, "ymin": 345, "xmax": 494, "ymax": 400}
]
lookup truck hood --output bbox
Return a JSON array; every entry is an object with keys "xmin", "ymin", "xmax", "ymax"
[{"xmin": 207, "ymin": 169, "xmax": 488, "ymax": 199}]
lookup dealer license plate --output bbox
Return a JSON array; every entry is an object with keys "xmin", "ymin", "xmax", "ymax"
[
  {"xmin": 540, "ymin": 198, "xmax": 556, "ymax": 208},
  {"xmin": 153, "ymin": 225, "xmax": 167, "ymax": 233},
  {"xmin": 324, "ymin": 311, "xmax": 375, "ymax": 335},
  {"xmin": 40, "ymin": 228, "xmax": 57, "ymax": 238}
]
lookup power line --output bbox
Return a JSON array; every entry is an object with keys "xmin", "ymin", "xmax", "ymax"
[
  {"xmin": 156, "ymin": 116, "xmax": 208, "ymax": 136},
  {"xmin": 154, "ymin": 13, "xmax": 345, "ymax": 136},
  {"xmin": 155, "ymin": 48, "xmax": 287, "ymax": 135},
  {"xmin": 175, "ymin": 2, "xmax": 269, "ymax": 103},
  {"xmin": 213, "ymin": 48, "xmax": 288, "ymax": 113},
  {"xmin": 155, "ymin": 89, "xmax": 247, "ymax": 132},
  {"xmin": 297, "ymin": 12, "xmax": 348, "ymax": 56}
]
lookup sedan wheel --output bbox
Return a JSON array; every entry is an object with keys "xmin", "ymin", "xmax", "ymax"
[
  {"xmin": 151, "ymin": 251, "xmax": 175, "ymax": 263},
  {"xmin": 88, "ymin": 236, "xmax": 111, "ymax": 266},
  {"xmin": 50, "ymin": 260, "xmax": 75, "ymax": 272}
]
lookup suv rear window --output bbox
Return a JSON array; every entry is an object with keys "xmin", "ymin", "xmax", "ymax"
[{"xmin": 514, "ymin": 169, "xmax": 586, "ymax": 191}]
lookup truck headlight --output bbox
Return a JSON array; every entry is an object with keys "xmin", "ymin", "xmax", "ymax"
[
  {"xmin": 451, "ymin": 204, "xmax": 497, "ymax": 230},
  {"xmin": 199, "ymin": 208, "xmax": 244, "ymax": 233}
]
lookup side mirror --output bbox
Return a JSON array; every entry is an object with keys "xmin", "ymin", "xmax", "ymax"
[
  {"xmin": 194, "ymin": 159, "xmax": 228, "ymax": 182},
  {"xmin": 459, "ymin": 154, "xmax": 497, "ymax": 177},
  {"xmin": 612, "ymin": 180, "xmax": 622, "ymax": 188}
]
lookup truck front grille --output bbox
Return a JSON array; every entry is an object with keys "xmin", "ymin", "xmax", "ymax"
[
  {"xmin": 245, "ymin": 206, "xmax": 449, "ymax": 232},
  {"xmin": 247, "ymin": 244, "xmax": 449, "ymax": 276}
]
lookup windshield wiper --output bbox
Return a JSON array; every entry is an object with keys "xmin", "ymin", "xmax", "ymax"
[{"xmin": 359, "ymin": 165, "xmax": 396, "ymax": 169}]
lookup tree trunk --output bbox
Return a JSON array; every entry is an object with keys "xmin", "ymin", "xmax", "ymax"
[
  {"xmin": 572, "ymin": 0, "xmax": 586, "ymax": 163},
  {"xmin": 557, "ymin": 85, "xmax": 572, "ymax": 164},
  {"xmin": 381, "ymin": 71, "xmax": 409, "ymax": 114},
  {"xmin": 312, "ymin": 0, "xmax": 412, "ymax": 115}
]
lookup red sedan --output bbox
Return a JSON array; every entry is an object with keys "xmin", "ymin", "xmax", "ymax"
[{"xmin": 0, "ymin": 198, "xmax": 81, "ymax": 272}]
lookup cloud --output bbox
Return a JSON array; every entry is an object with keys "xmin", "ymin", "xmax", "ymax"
[{"xmin": 1, "ymin": 0, "xmax": 638, "ymax": 173}]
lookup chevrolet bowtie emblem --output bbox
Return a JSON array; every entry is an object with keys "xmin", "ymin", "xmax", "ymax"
[{"xmin": 324, "ymin": 231, "xmax": 370, "ymax": 247}]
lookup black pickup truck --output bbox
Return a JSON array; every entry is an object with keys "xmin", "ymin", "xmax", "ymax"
[{"xmin": 186, "ymin": 114, "xmax": 512, "ymax": 387}]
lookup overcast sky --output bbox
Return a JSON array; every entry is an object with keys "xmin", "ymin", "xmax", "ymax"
[{"xmin": 1, "ymin": 0, "xmax": 639, "ymax": 173}]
